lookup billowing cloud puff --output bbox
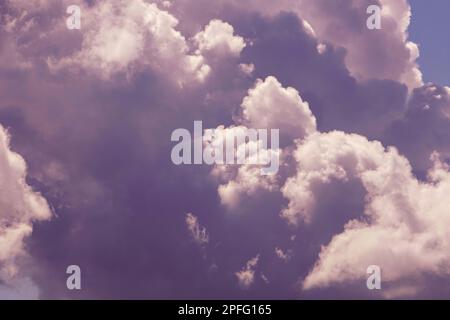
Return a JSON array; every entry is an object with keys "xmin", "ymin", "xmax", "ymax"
[
  {"xmin": 208, "ymin": 75, "xmax": 317, "ymax": 208},
  {"xmin": 194, "ymin": 19, "xmax": 246, "ymax": 57},
  {"xmin": 235, "ymin": 255, "xmax": 259, "ymax": 289},
  {"xmin": 49, "ymin": 0, "xmax": 210, "ymax": 83},
  {"xmin": 240, "ymin": 76, "xmax": 317, "ymax": 141},
  {"xmin": 216, "ymin": 158, "xmax": 279, "ymax": 208},
  {"xmin": 282, "ymin": 131, "xmax": 391, "ymax": 225},
  {"xmin": 206, "ymin": 125, "xmax": 280, "ymax": 208},
  {"xmin": 170, "ymin": 0, "xmax": 422, "ymax": 89},
  {"xmin": 293, "ymin": 0, "xmax": 422, "ymax": 89},
  {"xmin": 281, "ymin": 130, "xmax": 450, "ymax": 296},
  {"xmin": 0, "ymin": 125, "xmax": 52, "ymax": 281},
  {"xmin": 3, "ymin": 0, "xmax": 250, "ymax": 85}
]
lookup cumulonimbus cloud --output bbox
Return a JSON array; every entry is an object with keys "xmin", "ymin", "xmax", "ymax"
[{"xmin": 1, "ymin": 0, "xmax": 450, "ymax": 299}]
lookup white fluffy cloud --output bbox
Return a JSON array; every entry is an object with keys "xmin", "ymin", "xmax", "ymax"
[
  {"xmin": 294, "ymin": 0, "xmax": 422, "ymax": 90},
  {"xmin": 5, "ymin": 0, "xmax": 422, "ymax": 90},
  {"xmin": 0, "ymin": 125, "xmax": 52, "ymax": 281},
  {"xmin": 171, "ymin": 0, "xmax": 422, "ymax": 88},
  {"xmin": 240, "ymin": 76, "xmax": 317, "ymax": 141},
  {"xmin": 235, "ymin": 255, "xmax": 259, "ymax": 289},
  {"xmin": 209, "ymin": 82, "xmax": 450, "ymax": 296},
  {"xmin": 206, "ymin": 124, "xmax": 280, "ymax": 208},
  {"xmin": 49, "ymin": 0, "xmax": 210, "ymax": 83},
  {"xmin": 216, "ymin": 158, "xmax": 279, "ymax": 208},
  {"xmin": 280, "ymin": 130, "xmax": 450, "ymax": 296},
  {"xmin": 194, "ymin": 19, "xmax": 246, "ymax": 57},
  {"xmin": 282, "ymin": 131, "xmax": 390, "ymax": 225},
  {"xmin": 209, "ymin": 76, "xmax": 316, "ymax": 208},
  {"xmin": 3, "ymin": 0, "xmax": 251, "ymax": 85}
]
